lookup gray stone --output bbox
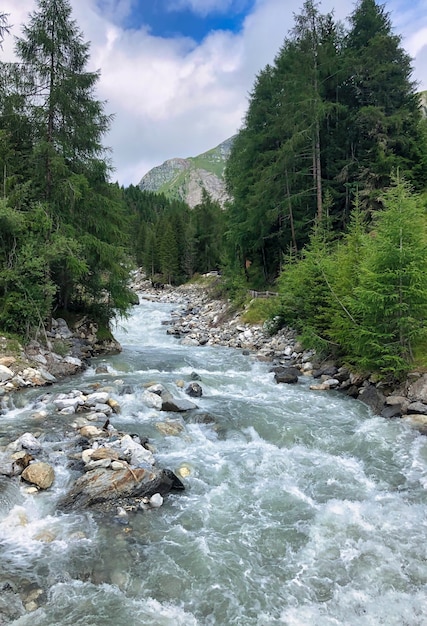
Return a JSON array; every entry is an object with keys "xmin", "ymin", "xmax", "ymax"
[
  {"xmin": 185, "ymin": 382, "xmax": 203, "ymax": 398},
  {"xmin": 359, "ymin": 385, "xmax": 386, "ymax": 415},
  {"xmin": 18, "ymin": 432, "xmax": 42, "ymax": 452},
  {"xmin": 54, "ymin": 396, "xmax": 84, "ymax": 412},
  {"xmin": 59, "ymin": 466, "xmax": 182, "ymax": 510},
  {"xmin": 407, "ymin": 402, "xmax": 427, "ymax": 415},
  {"xmin": 274, "ymin": 367, "xmax": 299, "ymax": 384},
  {"xmin": 408, "ymin": 375, "xmax": 427, "ymax": 403},
  {"xmin": 0, "ymin": 365, "xmax": 13, "ymax": 382},
  {"xmin": 161, "ymin": 398, "xmax": 198, "ymax": 412},
  {"xmin": 85, "ymin": 391, "xmax": 110, "ymax": 405},
  {"xmin": 381, "ymin": 405, "xmax": 403, "ymax": 419}
]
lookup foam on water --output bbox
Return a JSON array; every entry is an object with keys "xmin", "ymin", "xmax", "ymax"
[{"xmin": 1, "ymin": 299, "xmax": 427, "ymax": 625}]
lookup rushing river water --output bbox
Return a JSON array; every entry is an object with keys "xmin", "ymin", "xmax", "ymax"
[{"xmin": 1, "ymin": 299, "xmax": 427, "ymax": 625}]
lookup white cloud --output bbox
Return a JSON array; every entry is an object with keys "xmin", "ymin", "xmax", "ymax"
[{"xmin": 1, "ymin": 0, "xmax": 426, "ymax": 187}]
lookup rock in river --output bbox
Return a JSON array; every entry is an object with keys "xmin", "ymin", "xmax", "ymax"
[
  {"xmin": 21, "ymin": 462, "xmax": 55, "ymax": 490},
  {"xmin": 59, "ymin": 466, "xmax": 184, "ymax": 511}
]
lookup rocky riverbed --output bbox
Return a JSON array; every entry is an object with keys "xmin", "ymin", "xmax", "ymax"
[
  {"xmin": 1, "ymin": 272, "xmax": 427, "ymax": 518},
  {"xmin": 132, "ymin": 272, "xmax": 427, "ymax": 434},
  {"xmin": 0, "ymin": 316, "xmax": 121, "ymax": 411}
]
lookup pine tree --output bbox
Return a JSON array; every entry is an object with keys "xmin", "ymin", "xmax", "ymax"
[
  {"xmin": 351, "ymin": 176, "xmax": 427, "ymax": 377},
  {"xmin": 225, "ymin": 2, "xmax": 344, "ymax": 283},
  {"xmin": 0, "ymin": 0, "xmax": 134, "ymax": 331},
  {"xmin": 159, "ymin": 220, "xmax": 179, "ymax": 285},
  {"xmin": 341, "ymin": 0, "xmax": 427, "ymax": 203},
  {"xmin": 15, "ymin": 0, "xmax": 110, "ymax": 201}
]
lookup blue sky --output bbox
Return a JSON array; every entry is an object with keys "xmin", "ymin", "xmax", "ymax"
[
  {"xmin": 2, "ymin": 0, "xmax": 427, "ymax": 185},
  {"xmin": 119, "ymin": 0, "xmax": 257, "ymax": 41}
]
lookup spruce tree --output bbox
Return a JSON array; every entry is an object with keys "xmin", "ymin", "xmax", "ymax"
[
  {"xmin": 16, "ymin": 0, "xmax": 110, "ymax": 200},
  {"xmin": 225, "ymin": 3, "xmax": 343, "ymax": 283},
  {"xmin": 341, "ymin": 0, "xmax": 427, "ymax": 202},
  {"xmin": 351, "ymin": 176, "xmax": 427, "ymax": 377}
]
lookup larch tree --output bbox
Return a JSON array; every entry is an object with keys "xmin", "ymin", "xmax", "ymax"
[{"xmin": 2, "ymin": 0, "xmax": 133, "ymax": 330}]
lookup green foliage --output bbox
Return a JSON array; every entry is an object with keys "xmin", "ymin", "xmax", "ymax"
[
  {"xmin": 52, "ymin": 339, "xmax": 70, "ymax": 357},
  {"xmin": 123, "ymin": 185, "xmax": 225, "ymax": 285},
  {"xmin": 348, "ymin": 176, "xmax": 427, "ymax": 377},
  {"xmin": 276, "ymin": 177, "xmax": 427, "ymax": 379},
  {"xmin": 0, "ymin": 0, "xmax": 135, "ymax": 339},
  {"xmin": 278, "ymin": 219, "xmax": 337, "ymax": 353},
  {"xmin": 224, "ymin": 0, "xmax": 427, "ymax": 285}
]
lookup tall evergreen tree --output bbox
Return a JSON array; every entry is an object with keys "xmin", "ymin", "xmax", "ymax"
[
  {"xmin": 340, "ymin": 0, "xmax": 427, "ymax": 203},
  {"xmin": 16, "ymin": 0, "xmax": 110, "ymax": 200},
  {"xmin": 225, "ymin": 2, "xmax": 343, "ymax": 284},
  {"xmin": 0, "ymin": 0, "xmax": 134, "ymax": 335}
]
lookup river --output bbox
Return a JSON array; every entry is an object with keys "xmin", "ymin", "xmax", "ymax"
[{"xmin": 1, "ymin": 299, "xmax": 427, "ymax": 625}]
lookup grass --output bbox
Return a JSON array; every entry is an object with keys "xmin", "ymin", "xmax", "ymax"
[
  {"xmin": 412, "ymin": 337, "xmax": 427, "ymax": 372},
  {"xmin": 0, "ymin": 332, "xmax": 23, "ymax": 356},
  {"xmin": 241, "ymin": 296, "xmax": 280, "ymax": 325}
]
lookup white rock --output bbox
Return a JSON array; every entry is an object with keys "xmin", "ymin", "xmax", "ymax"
[
  {"xmin": 64, "ymin": 356, "xmax": 82, "ymax": 367},
  {"xmin": 116, "ymin": 506, "xmax": 128, "ymax": 517},
  {"xmin": 149, "ymin": 493, "xmax": 163, "ymax": 508},
  {"xmin": 85, "ymin": 391, "xmax": 110, "ymax": 405},
  {"xmin": 85, "ymin": 458, "xmax": 111, "ymax": 469},
  {"xmin": 25, "ymin": 487, "xmax": 39, "ymax": 494},
  {"xmin": 79, "ymin": 425, "xmax": 103, "ymax": 438},
  {"xmin": 93, "ymin": 403, "xmax": 113, "ymax": 415},
  {"xmin": 324, "ymin": 378, "xmax": 340, "ymax": 388},
  {"xmin": 33, "ymin": 354, "xmax": 48, "ymax": 365},
  {"xmin": 81, "ymin": 449, "xmax": 94, "ymax": 464},
  {"xmin": 59, "ymin": 406, "xmax": 78, "ymax": 415},
  {"xmin": 111, "ymin": 460, "xmax": 126, "ymax": 470},
  {"xmin": 18, "ymin": 433, "xmax": 42, "ymax": 452},
  {"xmin": 120, "ymin": 434, "xmax": 155, "ymax": 466},
  {"xmin": 39, "ymin": 368, "xmax": 57, "ymax": 383},
  {"xmin": 142, "ymin": 390, "xmax": 163, "ymax": 410},
  {"xmin": 53, "ymin": 397, "xmax": 84, "ymax": 411},
  {"xmin": 0, "ymin": 364, "xmax": 13, "ymax": 382}
]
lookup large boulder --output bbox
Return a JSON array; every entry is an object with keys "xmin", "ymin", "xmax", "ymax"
[
  {"xmin": 407, "ymin": 374, "xmax": 427, "ymax": 404},
  {"xmin": 21, "ymin": 462, "xmax": 55, "ymax": 490},
  {"xmin": 59, "ymin": 466, "xmax": 183, "ymax": 511},
  {"xmin": 274, "ymin": 367, "xmax": 300, "ymax": 384},
  {"xmin": 359, "ymin": 385, "xmax": 386, "ymax": 415},
  {"xmin": 0, "ymin": 365, "xmax": 13, "ymax": 382}
]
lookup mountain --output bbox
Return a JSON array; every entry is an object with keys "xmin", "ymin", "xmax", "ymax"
[{"xmin": 137, "ymin": 136, "xmax": 234, "ymax": 207}]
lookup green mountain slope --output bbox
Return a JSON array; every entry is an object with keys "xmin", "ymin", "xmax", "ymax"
[{"xmin": 138, "ymin": 136, "xmax": 235, "ymax": 207}]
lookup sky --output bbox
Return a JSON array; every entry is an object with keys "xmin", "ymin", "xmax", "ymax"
[{"xmin": 1, "ymin": 0, "xmax": 427, "ymax": 186}]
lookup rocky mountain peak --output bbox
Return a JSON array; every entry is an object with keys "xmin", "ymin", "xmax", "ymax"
[{"xmin": 137, "ymin": 136, "xmax": 234, "ymax": 208}]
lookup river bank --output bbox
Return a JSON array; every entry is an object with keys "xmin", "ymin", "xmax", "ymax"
[
  {"xmin": 1, "ymin": 288, "xmax": 427, "ymax": 624},
  {"xmin": 131, "ymin": 272, "xmax": 427, "ymax": 434},
  {"xmin": 1, "ymin": 271, "xmax": 427, "ymax": 431}
]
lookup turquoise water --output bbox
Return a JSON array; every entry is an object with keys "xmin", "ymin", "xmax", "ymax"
[{"xmin": 1, "ymin": 300, "xmax": 427, "ymax": 625}]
